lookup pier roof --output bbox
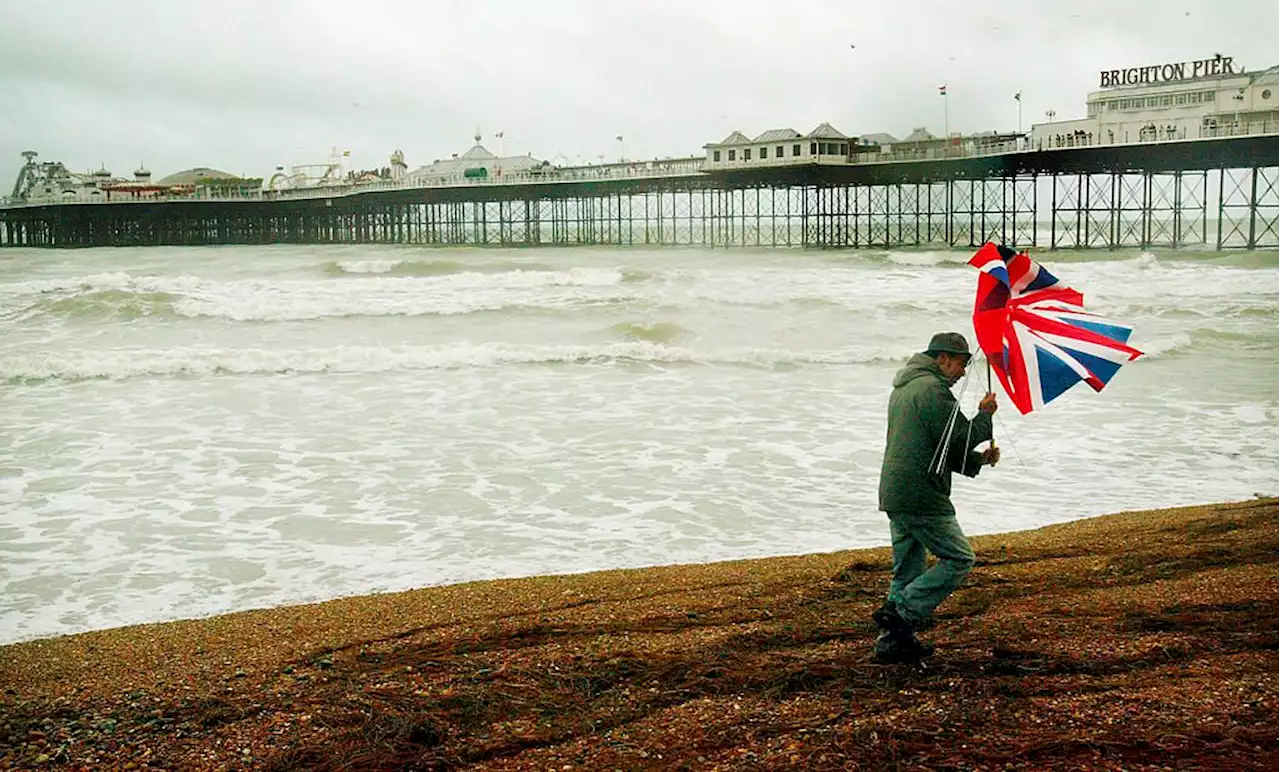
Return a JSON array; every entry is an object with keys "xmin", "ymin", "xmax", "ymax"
[
  {"xmin": 806, "ymin": 122, "xmax": 849, "ymax": 139},
  {"xmin": 753, "ymin": 128, "xmax": 802, "ymax": 142},
  {"xmin": 859, "ymin": 132, "xmax": 899, "ymax": 145},
  {"xmin": 407, "ymin": 139, "xmax": 542, "ymax": 181},
  {"xmin": 458, "ymin": 145, "xmax": 497, "ymax": 161},
  {"xmin": 156, "ymin": 167, "xmax": 240, "ymax": 185},
  {"xmin": 901, "ymin": 127, "xmax": 938, "ymax": 143},
  {"xmin": 1251, "ymin": 64, "xmax": 1279, "ymax": 84}
]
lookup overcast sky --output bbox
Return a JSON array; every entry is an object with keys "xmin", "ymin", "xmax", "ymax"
[{"xmin": 0, "ymin": 0, "xmax": 1275, "ymax": 186}]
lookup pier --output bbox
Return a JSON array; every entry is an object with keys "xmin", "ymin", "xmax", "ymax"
[{"xmin": 1, "ymin": 134, "xmax": 1276, "ymax": 251}]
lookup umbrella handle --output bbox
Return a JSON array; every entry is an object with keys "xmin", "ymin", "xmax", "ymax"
[{"xmin": 987, "ymin": 360, "xmax": 997, "ymax": 450}]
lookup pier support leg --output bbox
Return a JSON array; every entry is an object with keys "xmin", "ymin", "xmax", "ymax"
[{"xmin": 1248, "ymin": 166, "xmax": 1259, "ymax": 249}]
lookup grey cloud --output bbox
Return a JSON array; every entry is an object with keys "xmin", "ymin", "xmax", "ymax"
[{"xmin": 0, "ymin": 0, "xmax": 1275, "ymax": 187}]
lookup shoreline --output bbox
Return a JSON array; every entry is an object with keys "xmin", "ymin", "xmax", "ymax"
[
  {"xmin": 1, "ymin": 497, "xmax": 1276, "ymax": 770},
  {"xmin": 5, "ymin": 491, "xmax": 1274, "ymax": 651}
]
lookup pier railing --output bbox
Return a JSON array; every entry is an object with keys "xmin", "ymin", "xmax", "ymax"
[
  {"xmin": 844, "ymin": 120, "xmax": 1280, "ymax": 165},
  {"xmin": 0, "ymin": 157, "xmax": 711, "ymax": 208},
  {"xmin": 1030, "ymin": 118, "xmax": 1279, "ymax": 150},
  {"xmin": 267, "ymin": 156, "xmax": 709, "ymax": 202}
]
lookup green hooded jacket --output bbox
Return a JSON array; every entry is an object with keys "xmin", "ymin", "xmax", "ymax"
[{"xmin": 878, "ymin": 353, "xmax": 993, "ymax": 516}]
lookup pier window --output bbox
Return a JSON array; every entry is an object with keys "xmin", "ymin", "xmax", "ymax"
[
  {"xmin": 792, "ymin": 144, "xmax": 801, "ymax": 156},
  {"xmin": 810, "ymin": 141, "xmax": 817, "ymax": 154},
  {"xmin": 1201, "ymin": 91, "xmax": 1215, "ymax": 103},
  {"xmin": 1107, "ymin": 100, "xmax": 1118, "ymax": 110},
  {"xmin": 744, "ymin": 148, "xmax": 752, "ymax": 161},
  {"xmin": 775, "ymin": 146, "xmax": 784, "ymax": 158},
  {"xmin": 713, "ymin": 150, "xmax": 721, "ymax": 162},
  {"xmin": 1176, "ymin": 93, "xmax": 1188, "ymax": 104},
  {"xmin": 728, "ymin": 149, "xmax": 736, "ymax": 161},
  {"xmin": 839, "ymin": 143, "xmax": 848, "ymax": 155},
  {"xmin": 1160, "ymin": 95, "xmax": 1173, "ymax": 106}
]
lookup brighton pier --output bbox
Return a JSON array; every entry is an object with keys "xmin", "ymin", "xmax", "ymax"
[
  {"xmin": 2, "ymin": 132, "xmax": 1277, "ymax": 252},
  {"xmin": 6, "ymin": 52, "xmax": 1279, "ymax": 252}
]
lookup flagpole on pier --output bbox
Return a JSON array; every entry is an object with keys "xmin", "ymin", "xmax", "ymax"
[{"xmin": 940, "ymin": 84, "xmax": 949, "ymax": 140}]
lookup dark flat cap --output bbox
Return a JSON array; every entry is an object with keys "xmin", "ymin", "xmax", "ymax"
[{"xmin": 926, "ymin": 332, "xmax": 971, "ymax": 358}]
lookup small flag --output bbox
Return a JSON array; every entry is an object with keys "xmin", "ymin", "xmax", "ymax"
[
  {"xmin": 342, "ymin": 150, "xmax": 350, "ymax": 157},
  {"xmin": 938, "ymin": 85, "xmax": 947, "ymax": 96},
  {"xmin": 495, "ymin": 131, "xmax": 504, "ymax": 138},
  {"xmin": 616, "ymin": 135, "xmax": 624, "ymax": 142},
  {"xmin": 1014, "ymin": 91, "xmax": 1022, "ymax": 101}
]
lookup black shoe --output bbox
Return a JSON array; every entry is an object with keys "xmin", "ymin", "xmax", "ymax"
[
  {"xmin": 872, "ymin": 629, "xmax": 934, "ymax": 663},
  {"xmin": 902, "ymin": 630, "xmax": 935, "ymax": 658},
  {"xmin": 873, "ymin": 602, "xmax": 912, "ymax": 633},
  {"xmin": 872, "ymin": 631, "xmax": 914, "ymax": 663}
]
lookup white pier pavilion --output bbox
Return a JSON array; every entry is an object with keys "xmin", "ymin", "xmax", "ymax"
[{"xmin": 1032, "ymin": 54, "xmax": 1278, "ymax": 148}]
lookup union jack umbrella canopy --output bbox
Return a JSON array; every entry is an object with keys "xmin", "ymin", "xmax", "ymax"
[{"xmin": 968, "ymin": 243, "xmax": 1143, "ymax": 415}]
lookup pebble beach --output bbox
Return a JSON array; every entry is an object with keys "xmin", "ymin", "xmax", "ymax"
[{"xmin": 1, "ymin": 498, "xmax": 1275, "ymax": 770}]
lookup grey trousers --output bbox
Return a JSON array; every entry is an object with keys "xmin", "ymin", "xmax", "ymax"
[{"xmin": 885, "ymin": 512, "xmax": 976, "ymax": 628}]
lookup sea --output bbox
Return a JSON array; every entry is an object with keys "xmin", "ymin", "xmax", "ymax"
[{"xmin": 1, "ymin": 244, "xmax": 1276, "ymax": 644}]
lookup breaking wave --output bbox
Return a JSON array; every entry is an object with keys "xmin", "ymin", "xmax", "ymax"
[
  {"xmin": 1, "ymin": 343, "xmax": 903, "ymax": 384},
  {"xmin": 320, "ymin": 259, "xmax": 663, "ymax": 285},
  {"xmin": 0, "ymin": 269, "xmax": 641, "ymax": 322},
  {"xmin": 620, "ymin": 268, "xmax": 657, "ymax": 284},
  {"xmin": 883, "ymin": 251, "xmax": 972, "ymax": 267},
  {"xmin": 5, "ymin": 289, "xmax": 180, "ymax": 322},
  {"xmin": 322, "ymin": 259, "xmax": 559, "ymax": 277},
  {"xmin": 1125, "ymin": 326, "xmax": 1276, "ymax": 360},
  {"xmin": 609, "ymin": 321, "xmax": 694, "ymax": 344}
]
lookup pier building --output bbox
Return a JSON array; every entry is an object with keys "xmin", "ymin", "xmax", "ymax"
[
  {"xmin": 408, "ymin": 132, "xmax": 548, "ymax": 184},
  {"xmin": 702, "ymin": 123, "xmax": 862, "ymax": 170},
  {"xmin": 1032, "ymin": 55, "xmax": 1279, "ymax": 147}
]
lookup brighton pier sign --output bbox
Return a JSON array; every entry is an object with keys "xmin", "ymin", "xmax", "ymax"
[{"xmin": 1100, "ymin": 55, "xmax": 1235, "ymax": 87}]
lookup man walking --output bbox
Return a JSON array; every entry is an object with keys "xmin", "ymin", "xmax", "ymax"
[{"xmin": 873, "ymin": 332, "xmax": 999, "ymax": 662}]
